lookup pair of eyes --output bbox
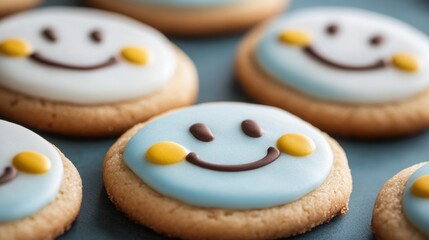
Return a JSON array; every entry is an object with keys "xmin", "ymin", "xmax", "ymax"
[
  {"xmin": 189, "ymin": 120, "xmax": 263, "ymax": 142},
  {"xmin": 41, "ymin": 27, "xmax": 103, "ymax": 43},
  {"xmin": 324, "ymin": 23, "xmax": 384, "ymax": 46}
]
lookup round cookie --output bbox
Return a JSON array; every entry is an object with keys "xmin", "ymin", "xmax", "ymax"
[
  {"xmin": 86, "ymin": 0, "xmax": 289, "ymax": 36},
  {"xmin": 103, "ymin": 102, "xmax": 352, "ymax": 239},
  {"xmin": 0, "ymin": 120, "xmax": 82, "ymax": 240},
  {"xmin": 0, "ymin": 0, "xmax": 40, "ymax": 18},
  {"xmin": 0, "ymin": 7, "xmax": 198, "ymax": 137},
  {"xmin": 236, "ymin": 7, "xmax": 429, "ymax": 138},
  {"xmin": 372, "ymin": 162, "xmax": 429, "ymax": 240}
]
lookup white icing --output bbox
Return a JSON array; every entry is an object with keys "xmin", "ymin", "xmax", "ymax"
[
  {"xmin": 256, "ymin": 7, "xmax": 429, "ymax": 103},
  {"xmin": 0, "ymin": 120, "xmax": 63, "ymax": 221},
  {"xmin": 0, "ymin": 7, "xmax": 177, "ymax": 104}
]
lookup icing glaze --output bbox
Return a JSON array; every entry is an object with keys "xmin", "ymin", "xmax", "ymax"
[
  {"xmin": 124, "ymin": 103, "xmax": 333, "ymax": 209},
  {"xmin": 0, "ymin": 7, "xmax": 176, "ymax": 104},
  {"xmin": 403, "ymin": 163, "xmax": 429, "ymax": 236},
  {"xmin": 256, "ymin": 7, "xmax": 429, "ymax": 103},
  {"xmin": 126, "ymin": 0, "xmax": 248, "ymax": 7},
  {"xmin": 0, "ymin": 120, "xmax": 63, "ymax": 222}
]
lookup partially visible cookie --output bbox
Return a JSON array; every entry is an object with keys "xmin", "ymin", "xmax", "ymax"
[
  {"xmin": 372, "ymin": 162, "xmax": 429, "ymax": 240},
  {"xmin": 104, "ymin": 102, "xmax": 352, "ymax": 239},
  {"xmin": 236, "ymin": 7, "xmax": 429, "ymax": 138},
  {"xmin": 87, "ymin": 0, "xmax": 289, "ymax": 36},
  {"xmin": 0, "ymin": 0, "xmax": 40, "ymax": 18},
  {"xmin": 0, "ymin": 120, "xmax": 82, "ymax": 240},
  {"xmin": 0, "ymin": 7, "xmax": 198, "ymax": 137}
]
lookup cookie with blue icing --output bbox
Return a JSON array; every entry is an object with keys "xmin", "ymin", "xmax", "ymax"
[
  {"xmin": 0, "ymin": 7, "xmax": 198, "ymax": 137},
  {"xmin": 103, "ymin": 102, "xmax": 352, "ymax": 239},
  {"xmin": 87, "ymin": 0, "xmax": 289, "ymax": 36},
  {"xmin": 0, "ymin": 120, "xmax": 82, "ymax": 240},
  {"xmin": 236, "ymin": 7, "xmax": 429, "ymax": 138},
  {"xmin": 373, "ymin": 162, "xmax": 429, "ymax": 240}
]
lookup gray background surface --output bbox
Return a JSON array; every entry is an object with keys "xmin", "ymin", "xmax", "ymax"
[{"xmin": 34, "ymin": 0, "xmax": 429, "ymax": 239}]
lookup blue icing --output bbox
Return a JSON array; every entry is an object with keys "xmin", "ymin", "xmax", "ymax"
[
  {"xmin": 0, "ymin": 120, "xmax": 63, "ymax": 222},
  {"xmin": 126, "ymin": 0, "xmax": 244, "ymax": 7},
  {"xmin": 124, "ymin": 103, "xmax": 333, "ymax": 209},
  {"xmin": 403, "ymin": 163, "xmax": 429, "ymax": 237},
  {"xmin": 255, "ymin": 7, "xmax": 429, "ymax": 104}
]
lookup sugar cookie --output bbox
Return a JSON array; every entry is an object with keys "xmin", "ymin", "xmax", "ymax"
[
  {"xmin": 236, "ymin": 7, "xmax": 429, "ymax": 138},
  {"xmin": 104, "ymin": 102, "xmax": 352, "ymax": 239},
  {"xmin": 87, "ymin": 0, "xmax": 289, "ymax": 36},
  {"xmin": 0, "ymin": 0, "xmax": 40, "ymax": 18},
  {"xmin": 372, "ymin": 162, "xmax": 429, "ymax": 240},
  {"xmin": 0, "ymin": 7, "xmax": 198, "ymax": 137},
  {"xmin": 0, "ymin": 120, "xmax": 82, "ymax": 240}
]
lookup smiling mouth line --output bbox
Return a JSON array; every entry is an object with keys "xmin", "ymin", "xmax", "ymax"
[
  {"xmin": 185, "ymin": 147, "xmax": 281, "ymax": 172},
  {"xmin": 0, "ymin": 166, "xmax": 18, "ymax": 185},
  {"xmin": 29, "ymin": 52, "xmax": 118, "ymax": 71},
  {"xmin": 303, "ymin": 45, "xmax": 387, "ymax": 71}
]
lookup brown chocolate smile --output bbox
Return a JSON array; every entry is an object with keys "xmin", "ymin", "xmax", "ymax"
[
  {"xmin": 30, "ymin": 52, "xmax": 118, "ymax": 71},
  {"xmin": 185, "ymin": 147, "xmax": 281, "ymax": 172},
  {"xmin": 304, "ymin": 46, "xmax": 387, "ymax": 71},
  {"xmin": 0, "ymin": 166, "xmax": 18, "ymax": 185}
]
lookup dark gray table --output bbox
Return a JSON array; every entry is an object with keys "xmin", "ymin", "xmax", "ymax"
[{"xmin": 38, "ymin": 0, "xmax": 429, "ymax": 239}]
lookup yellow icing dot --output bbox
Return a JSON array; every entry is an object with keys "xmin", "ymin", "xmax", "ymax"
[
  {"xmin": 391, "ymin": 53, "xmax": 419, "ymax": 73},
  {"xmin": 0, "ymin": 38, "xmax": 32, "ymax": 57},
  {"xmin": 121, "ymin": 46, "xmax": 148, "ymax": 65},
  {"xmin": 411, "ymin": 175, "xmax": 429, "ymax": 198},
  {"xmin": 12, "ymin": 151, "xmax": 51, "ymax": 174},
  {"xmin": 146, "ymin": 141, "xmax": 186, "ymax": 165},
  {"xmin": 278, "ymin": 30, "xmax": 311, "ymax": 47},
  {"xmin": 276, "ymin": 133, "xmax": 315, "ymax": 157}
]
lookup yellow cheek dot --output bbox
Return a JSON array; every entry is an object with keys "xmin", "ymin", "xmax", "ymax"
[
  {"xmin": 12, "ymin": 151, "xmax": 51, "ymax": 174},
  {"xmin": 278, "ymin": 30, "xmax": 312, "ymax": 47},
  {"xmin": 121, "ymin": 46, "xmax": 148, "ymax": 65},
  {"xmin": 276, "ymin": 133, "xmax": 316, "ymax": 157},
  {"xmin": 391, "ymin": 53, "xmax": 419, "ymax": 73},
  {"xmin": 0, "ymin": 38, "xmax": 32, "ymax": 57},
  {"xmin": 411, "ymin": 175, "xmax": 429, "ymax": 198},
  {"xmin": 146, "ymin": 141, "xmax": 186, "ymax": 165}
]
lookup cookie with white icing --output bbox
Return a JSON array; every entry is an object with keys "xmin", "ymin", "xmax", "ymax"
[
  {"xmin": 0, "ymin": 120, "xmax": 82, "ymax": 240},
  {"xmin": 103, "ymin": 102, "xmax": 352, "ymax": 239},
  {"xmin": 236, "ymin": 7, "xmax": 429, "ymax": 138},
  {"xmin": 0, "ymin": 0, "xmax": 40, "ymax": 18},
  {"xmin": 372, "ymin": 162, "xmax": 429, "ymax": 240},
  {"xmin": 0, "ymin": 7, "xmax": 198, "ymax": 137},
  {"xmin": 86, "ymin": 0, "xmax": 289, "ymax": 36}
]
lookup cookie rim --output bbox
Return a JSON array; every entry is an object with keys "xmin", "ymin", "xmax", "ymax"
[{"xmin": 372, "ymin": 162, "xmax": 428, "ymax": 240}]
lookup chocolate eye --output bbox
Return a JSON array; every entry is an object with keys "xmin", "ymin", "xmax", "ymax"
[
  {"xmin": 325, "ymin": 23, "xmax": 339, "ymax": 35},
  {"xmin": 41, "ymin": 27, "xmax": 57, "ymax": 43},
  {"xmin": 369, "ymin": 35, "xmax": 384, "ymax": 47},
  {"xmin": 241, "ymin": 120, "xmax": 262, "ymax": 138},
  {"xmin": 190, "ymin": 123, "xmax": 214, "ymax": 142},
  {"xmin": 90, "ymin": 30, "xmax": 103, "ymax": 43}
]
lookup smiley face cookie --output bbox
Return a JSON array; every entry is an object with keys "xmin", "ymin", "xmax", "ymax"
[
  {"xmin": 372, "ymin": 162, "xmax": 429, "ymax": 240},
  {"xmin": 87, "ymin": 0, "xmax": 289, "ymax": 36},
  {"xmin": 0, "ymin": 120, "xmax": 82, "ymax": 240},
  {"xmin": 103, "ymin": 103, "xmax": 352, "ymax": 239},
  {"xmin": 0, "ymin": 7, "xmax": 198, "ymax": 137},
  {"xmin": 0, "ymin": 0, "xmax": 40, "ymax": 18},
  {"xmin": 236, "ymin": 7, "xmax": 429, "ymax": 138}
]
